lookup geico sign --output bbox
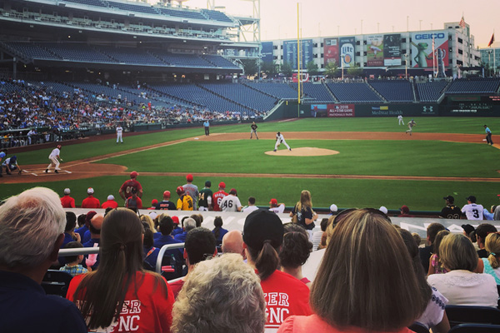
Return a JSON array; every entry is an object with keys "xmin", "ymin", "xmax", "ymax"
[{"xmin": 415, "ymin": 33, "xmax": 446, "ymax": 40}]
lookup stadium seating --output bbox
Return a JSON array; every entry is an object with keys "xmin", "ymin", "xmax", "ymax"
[
  {"xmin": 107, "ymin": 1, "xmax": 159, "ymax": 15},
  {"xmin": 63, "ymin": 0, "xmax": 107, "ymax": 8},
  {"xmin": 201, "ymin": 55, "xmax": 240, "ymax": 69},
  {"xmin": 5, "ymin": 42, "xmax": 60, "ymax": 61},
  {"xmin": 152, "ymin": 51, "xmax": 213, "ymax": 67},
  {"xmin": 326, "ymin": 82, "xmax": 382, "ymax": 102},
  {"xmin": 96, "ymin": 46, "xmax": 165, "ymax": 66},
  {"xmin": 246, "ymin": 82, "xmax": 298, "ymax": 99},
  {"xmin": 201, "ymin": 9, "xmax": 233, "ymax": 23},
  {"xmin": 42, "ymin": 43, "xmax": 113, "ymax": 63},
  {"xmin": 292, "ymin": 82, "xmax": 336, "ymax": 102},
  {"xmin": 201, "ymin": 83, "xmax": 278, "ymax": 112},
  {"xmin": 445, "ymin": 78, "xmax": 500, "ymax": 94},
  {"xmin": 368, "ymin": 80, "xmax": 414, "ymax": 102},
  {"xmin": 156, "ymin": 7, "xmax": 207, "ymax": 21},
  {"xmin": 416, "ymin": 81, "xmax": 449, "ymax": 102},
  {"xmin": 445, "ymin": 305, "xmax": 500, "ymax": 328}
]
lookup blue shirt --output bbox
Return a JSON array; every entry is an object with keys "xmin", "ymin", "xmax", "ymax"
[
  {"xmin": 0, "ymin": 270, "xmax": 87, "ymax": 333},
  {"xmin": 75, "ymin": 225, "xmax": 88, "ymax": 241},
  {"xmin": 154, "ymin": 234, "xmax": 184, "ymax": 264},
  {"xmin": 203, "ymin": 121, "xmax": 210, "ymax": 127},
  {"xmin": 485, "ymin": 127, "xmax": 492, "ymax": 134}
]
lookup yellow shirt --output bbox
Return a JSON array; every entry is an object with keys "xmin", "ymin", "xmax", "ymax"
[{"xmin": 177, "ymin": 195, "xmax": 193, "ymax": 210}]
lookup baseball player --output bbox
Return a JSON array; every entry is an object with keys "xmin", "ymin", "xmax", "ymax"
[
  {"xmin": 484, "ymin": 125, "xmax": 494, "ymax": 146},
  {"xmin": 0, "ymin": 150, "xmax": 6, "ymax": 177},
  {"xmin": 2, "ymin": 155, "xmax": 22, "ymax": 175},
  {"xmin": 46, "ymin": 144, "xmax": 62, "ymax": 174},
  {"xmin": 116, "ymin": 124, "xmax": 123, "ymax": 143},
  {"xmin": 212, "ymin": 182, "xmax": 228, "ymax": 212},
  {"xmin": 274, "ymin": 132, "xmax": 291, "ymax": 152},
  {"xmin": 461, "ymin": 195, "xmax": 484, "ymax": 221},
  {"xmin": 176, "ymin": 186, "xmax": 194, "ymax": 211},
  {"xmin": 250, "ymin": 122, "xmax": 259, "ymax": 139},
  {"xmin": 398, "ymin": 115, "xmax": 404, "ymax": 125},
  {"xmin": 405, "ymin": 119, "xmax": 416, "ymax": 136}
]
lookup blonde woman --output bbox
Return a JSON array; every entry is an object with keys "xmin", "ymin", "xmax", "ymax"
[
  {"xmin": 483, "ymin": 232, "xmax": 500, "ymax": 284},
  {"xmin": 290, "ymin": 190, "xmax": 318, "ymax": 231}
]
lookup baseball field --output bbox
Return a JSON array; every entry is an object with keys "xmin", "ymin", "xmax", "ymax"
[{"xmin": 1, "ymin": 116, "xmax": 500, "ymax": 213}]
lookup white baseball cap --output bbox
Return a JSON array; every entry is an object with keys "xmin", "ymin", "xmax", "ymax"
[
  {"xmin": 329, "ymin": 204, "xmax": 338, "ymax": 213},
  {"xmin": 379, "ymin": 206, "xmax": 388, "ymax": 214},
  {"xmin": 107, "ymin": 195, "xmax": 115, "ymax": 201},
  {"xmin": 149, "ymin": 212, "xmax": 158, "ymax": 220},
  {"xmin": 87, "ymin": 188, "xmax": 94, "ymax": 194},
  {"xmin": 63, "ymin": 188, "xmax": 70, "ymax": 195}
]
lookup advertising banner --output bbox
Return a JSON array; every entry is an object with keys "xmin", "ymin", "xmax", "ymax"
[
  {"xmin": 324, "ymin": 38, "xmax": 339, "ymax": 67},
  {"xmin": 383, "ymin": 34, "xmax": 402, "ymax": 66},
  {"xmin": 260, "ymin": 42, "xmax": 274, "ymax": 63},
  {"xmin": 411, "ymin": 31, "xmax": 449, "ymax": 68},
  {"xmin": 328, "ymin": 104, "xmax": 355, "ymax": 117},
  {"xmin": 283, "ymin": 39, "xmax": 314, "ymax": 70},
  {"xmin": 339, "ymin": 37, "xmax": 355, "ymax": 68},
  {"xmin": 366, "ymin": 35, "xmax": 384, "ymax": 67}
]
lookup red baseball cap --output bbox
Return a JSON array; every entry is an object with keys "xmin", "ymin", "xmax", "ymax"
[
  {"xmin": 229, "ymin": 188, "xmax": 237, "ymax": 195},
  {"xmin": 219, "ymin": 182, "xmax": 226, "ymax": 188},
  {"xmin": 172, "ymin": 216, "xmax": 179, "ymax": 224},
  {"xmin": 269, "ymin": 198, "xmax": 278, "ymax": 205},
  {"xmin": 176, "ymin": 186, "xmax": 184, "ymax": 194},
  {"xmin": 163, "ymin": 191, "xmax": 171, "ymax": 198},
  {"xmin": 186, "ymin": 174, "xmax": 193, "ymax": 182},
  {"xmin": 130, "ymin": 171, "xmax": 138, "ymax": 178},
  {"xmin": 152, "ymin": 199, "xmax": 158, "ymax": 205}
]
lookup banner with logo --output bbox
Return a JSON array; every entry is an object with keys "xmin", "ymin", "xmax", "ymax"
[
  {"xmin": 261, "ymin": 42, "xmax": 274, "ymax": 63},
  {"xmin": 366, "ymin": 35, "xmax": 384, "ymax": 67},
  {"xmin": 283, "ymin": 39, "xmax": 314, "ymax": 70},
  {"xmin": 324, "ymin": 38, "xmax": 339, "ymax": 67},
  {"xmin": 411, "ymin": 31, "xmax": 449, "ymax": 68},
  {"xmin": 383, "ymin": 34, "xmax": 402, "ymax": 66},
  {"xmin": 328, "ymin": 104, "xmax": 355, "ymax": 117},
  {"xmin": 339, "ymin": 37, "xmax": 355, "ymax": 68}
]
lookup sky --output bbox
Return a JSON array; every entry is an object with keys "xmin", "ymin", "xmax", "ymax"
[{"xmin": 153, "ymin": 0, "xmax": 499, "ymax": 48}]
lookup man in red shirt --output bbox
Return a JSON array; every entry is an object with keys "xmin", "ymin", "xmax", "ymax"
[
  {"xmin": 82, "ymin": 188, "xmax": 100, "ymax": 209},
  {"xmin": 101, "ymin": 195, "xmax": 118, "ymax": 209},
  {"xmin": 60, "ymin": 188, "xmax": 75, "ymax": 208},
  {"xmin": 212, "ymin": 182, "xmax": 228, "ymax": 212},
  {"xmin": 118, "ymin": 171, "xmax": 143, "ymax": 201}
]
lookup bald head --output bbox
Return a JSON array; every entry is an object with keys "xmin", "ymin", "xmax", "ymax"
[
  {"xmin": 222, "ymin": 230, "xmax": 244, "ymax": 257},
  {"xmin": 89, "ymin": 214, "xmax": 104, "ymax": 237}
]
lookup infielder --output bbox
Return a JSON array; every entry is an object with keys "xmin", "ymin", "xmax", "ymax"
[
  {"xmin": 46, "ymin": 144, "xmax": 62, "ymax": 174},
  {"xmin": 274, "ymin": 132, "xmax": 291, "ymax": 152},
  {"xmin": 250, "ymin": 122, "xmax": 259, "ymax": 139},
  {"xmin": 398, "ymin": 115, "xmax": 404, "ymax": 125},
  {"xmin": 405, "ymin": 119, "xmax": 416, "ymax": 136},
  {"xmin": 116, "ymin": 124, "xmax": 123, "ymax": 143}
]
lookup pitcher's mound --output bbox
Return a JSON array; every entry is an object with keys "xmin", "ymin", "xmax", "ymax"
[{"xmin": 265, "ymin": 147, "xmax": 340, "ymax": 156}]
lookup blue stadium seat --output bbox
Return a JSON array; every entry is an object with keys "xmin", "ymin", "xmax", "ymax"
[
  {"xmin": 201, "ymin": 83, "xmax": 277, "ymax": 112},
  {"xmin": 416, "ymin": 81, "xmax": 448, "ymax": 102},
  {"xmin": 326, "ymin": 82, "xmax": 382, "ymax": 102},
  {"xmin": 247, "ymin": 82, "xmax": 298, "ymax": 99},
  {"xmin": 368, "ymin": 80, "xmax": 414, "ymax": 102},
  {"xmin": 446, "ymin": 78, "xmax": 500, "ymax": 94}
]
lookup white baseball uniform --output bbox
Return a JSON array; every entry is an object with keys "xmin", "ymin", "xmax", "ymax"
[
  {"xmin": 398, "ymin": 115, "xmax": 404, "ymax": 125},
  {"xmin": 275, "ymin": 133, "xmax": 291, "ymax": 151},
  {"xmin": 47, "ymin": 148, "xmax": 61, "ymax": 171},
  {"xmin": 219, "ymin": 195, "xmax": 242, "ymax": 212},
  {"xmin": 116, "ymin": 126, "xmax": 123, "ymax": 143},
  {"xmin": 461, "ymin": 203, "xmax": 484, "ymax": 220}
]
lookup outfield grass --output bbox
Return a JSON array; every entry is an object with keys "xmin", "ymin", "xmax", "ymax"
[{"xmin": 3, "ymin": 117, "xmax": 500, "ymax": 211}]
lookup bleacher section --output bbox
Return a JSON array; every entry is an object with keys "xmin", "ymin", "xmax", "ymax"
[
  {"xmin": 107, "ymin": 1, "xmax": 158, "ymax": 15},
  {"xmin": 201, "ymin": 9, "xmax": 233, "ymax": 23},
  {"xmin": 326, "ymin": 82, "xmax": 382, "ymax": 102},
  {"xmin": 150, "ymin": 52, "xmax": 211, "ymax": 67},
  {"xmin": 41, "ymin": 43, "xmax": 113, "ymax": 63},
  {"xmin": 5, "ymin": 42, "xmax": 60, "ymax": 61},
  {"xmin": 201, "ymin": 83, "xmax": 277, "ymax": 112},
  {"xmin": 156, "ymin": 7, "xmax": 207, "ymax": 21},
  {"xmin": 201, "ymin": 55, "xmax": 240, "ymax": 69},
  {"xmin": 63, "ymin": 0, "xmax": 107, "ymax": 8},
  {"xmin": 368, "ymin": 80, "xmax": 414, "ymax": 102},
  {"xmin": 246, "ymin": 83, "xmax": 298, "ymax": 99},
  {"xmin": 416, "ymin": 81, "xmax": 449, "ymax": 102},
  {"xmin": 96, "ymin": 46, "xmax": 165, "ymax": 66},
  {"xmin": 445, "ymin": 78, "xmax": 500, "ymax": 94},
  {"xmin": 292, "ymin": 83, "xmax": 336, "ymax": 102}
]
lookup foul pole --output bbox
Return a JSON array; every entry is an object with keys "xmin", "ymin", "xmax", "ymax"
[{"xmin": 297, "ymin": 3, "xmax": 300, "ymax": 117}]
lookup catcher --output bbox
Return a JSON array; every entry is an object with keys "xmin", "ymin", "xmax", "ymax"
[
  {"xmin": 274, "ymin": 131, "xmax": 291, "ymax": 152},
  {"xmin": 2, "ymin": 155, "xmax": 22, "ymax": 175}
]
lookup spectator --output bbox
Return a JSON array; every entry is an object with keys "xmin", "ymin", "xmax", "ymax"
[
  {"xmin": 174, "ymin": 217, "xmax": 196, "ymax": 242},
  {"xmin": 198, "ymin": 180, "xmax": 213, "ymax": 211},
  {"xmin": 398, "ymin": 229, "xmax": 450, "ymax": 333},
  {"xmin": 60, "ymin": 188, "xmax": 75, "ymax": 208},
  {"xmin": 118, "ymin": 171, "xmax": 143, "ymax": 200},
  {"xmin": 242, "ymin": 196, "xmax": 259, "ymax": 213},
  {"xmin": 148, "ymin": 199, "xmax": 158, "ymax": 210},
  {"xmin": 279, "ymin": 209, "xmax": 428, "ymax": 333},
  {"xmin": 81, "ymin": 188, "xmax": 100, "ymax": 209},
  {"xmin": 461, "ymin": 195, "xmax": 484, "ymax": 220},
  {"xmin": 156, "ymin": 191, "xmax": 177, "ymax": 210},
  {"xmin": 67, "ymin": 208, "xmax": 174, "ymax": 332},
  {"xmin": 76, "ymin": 211, "xmax": 96, "ymax": 243},
  {"xmin": 475, "ymin": 223, "xmax": 498, "ymax": 258},
  {"xmin": 183, "ymin": 174, "xmax": 199, "ymax": 210},
  {"xmin": 419, "ymin": 222, "xmax": 446, "ymax": 272},
  {"xmin": 484, "ymin": 205, "xmax": 496, "ymax": 220},
  {"xmin": 427, "ymin": 230, "xmax": 450, "ymax": 276},
  {"xmin": 101, "ymin": 195, "xmax": 118, "ymax": 209},
  {"xmin": 462, "ymin": 224, "xmax": 476, "ymax": 243},
  {"xmin": 220, "ymin": 188, "xmax": 242, "ymax": 212},
  {"xmin": 312, "ymin": 218, "xmax": 329, "ymax": 250},
  {"xmin": 190, "ymin": 213, "xmax": 203, "ymax": 227},
  {"xmin": 221, "ymin": 230, "xmax": 245, "ymax": 257},
  {"xmin": 269, "ymin": 198, "xmax": 285, "ymax": 214},
  {"xmin": 169, "ymin": 227, "xmax": 216, "ymax": 298},
  {"xmin": 398, "ymin": 205, "xmax": 414, "ymax": 217},
  {"xmin": 212, "ymin": 182, "xmax": 228, "ymax": 212},
  {"xmin": 482, "ymin": 232, "xmax": 500, "ymax": 284},
  {"xmin": 61, "ymin": 211, "xmax": 80, "ymax": 247},
  {"xmin": 142, "ymin": 223, "xmax": 160, "ymax": 272},
  {"xmin": 154, "ymin": 215, "xmax": 183, "ymax": 272},
  {"xmin": 440, "ymin": 195, "xmax": 461, "ymax": 219},
  {"xmin": 59, "ymin": 242, "xmax": 89, "ymax": 276},
  {"xmin": 494, "ymin": 194, "xmax": 500, "ymax": 220},
  {"xmin": 139, "ymin": 214, "xmax": 156, "ymax": 233},
  {"xmin": 0, "ymin": 187, "xmax": 87, "ymax": 333},
  {"xmin": 290, "ymin": 190, "xmax": 318, "ymax": 231},
  {"xmin": 212, "ymin": 216, "xmax": 228, "ymax": 245},
  {"xmin": 176, "ymin": 186, "xmax": 193, "ymax": 211},
  {"xmin": 172, "ymin": 253, "xmax": 265, "ymax": 333},
  {"xmin": 279, "ymin": 224, "xmax": 313, "ymax": 288},
  {"xmin": 125, "ymin": 188, "xmax": 143, "ymax": 210},
  {"xmin": 171, "ymin": 216, "xmax": 182, "ymax": 236},
  {"xmin": 83, "ymin": 213, "xmax": 103, "ymax": 270},
  {"xmin": 427, "ymin": 234, "xmax": 498, "ymax": 307},
  {"xmin": 412, "ymin": 232, "xmax": 422, "ymax": 248},
  {"xmin": 243, "ymin": 209, "xmax": 312, "ymax": 330},
  {"xmin": 379, "ymin": 206, "xmax": 388, "ymax": 215}
]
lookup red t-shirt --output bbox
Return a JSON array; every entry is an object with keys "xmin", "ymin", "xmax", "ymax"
[
  {"xmin": 168, "ymin": 279, "xmax": 185, "ymax": 299},
  {"xmin": 260, "ymin": 270, "xmax": 312, "ymax": 331},
  {"xmin": 67, "ymin": 271, "xmax": 174, "ymax": 333},
  {"xmin": 125, "ymin": 196, "xmax": 143, "ymax": 209},
  {"xmin": 102, "ymin": 200, "xmax": 119, "ymax": 209},
  {"xmin": 212, "ymin": 190, "xmax": 228, "ymax": 211},
  {"xmin": 82, "ymin": 196, "xmax": 101, "ymax": 209},
  {"xmin": 60, "ymin": 196, "xmax": 75, "ymax": 208},
  {"xmin": 120, "ymin": 179, "xmax": 143, "ymax": 199}
]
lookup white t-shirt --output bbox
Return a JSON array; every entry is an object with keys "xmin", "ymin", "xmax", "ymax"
[
  {"xmin": 49, "ymin": 148, "xmax": 60, "ymax": 159},
  {"xmin": 461, "ymin": 203, "xmax": 484, "ymax": 220},
  {"xmin": 416, "ymin": 287, "xmax": 448, "ymax": 330},
  {"xmin": 242, "ymin": 205, "xmax": 259, "ymax": 213},
  {"xmin": 269, "ymin": 204, "xmax": 285, "ymax": 214},
  {"xmin": 219, "ymin": 195, "xmax": 242, "ymax": 212}
]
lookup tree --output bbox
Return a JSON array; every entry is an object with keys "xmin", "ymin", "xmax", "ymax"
[
  {"xmin": 280, "ymin": 62, "xmax": 293, "ymax": 77},
  {"xmin": 306, "ymin": 61, "xmax": 319, "ymax": 76},
  {"xmin": 241, "ymin": 59, "xmax": 258, "ymax": 76},
  {"xmin": 324, "ymin": 61, "xmax": 338, "ymax": 77},
  {"xmin": 261, "ymin": 61, "xmax": 277, "ymax": 77},
  {"xmin": 347, "ymin": 63, "xmax": 363, "ymax": 77}
]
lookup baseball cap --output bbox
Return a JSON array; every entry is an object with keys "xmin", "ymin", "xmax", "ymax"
[
  {"xmin": 219, "ymin": 182, "xmax": 226, "ymax": 189},
  {"xmin": 229, "ymin": 188, "xmax": 237, "ymax": 195},
  {"xmin": 243, "ymin": 209, "xmax": 284, "ymax": 251},
  {"xmin": 107, "ymin": 195, "xmax": 115, "ymax": 201},
  {"xmin": 330, "ymin": 204, "xmax": 338, "ymax": 213},
  {"xmin": 205, "ymin": 180, "xmax": 211, "ymax": 187},
  {"xmin": 443, "ymin": 195, "xmax": 455, "ymax": 203},
  {"xmin": 379, "ymin": 206, "xmax": 388, "ymax": 214},
  {"xmin": 149, "ymin": 212, "xmax": 158, "ymax": 220},
  {"xmin": 56, "ymin": 144, "xmax": 62, "ymax": 149},
  {"xmin": 87, "ymin": 188, "xmax": 94, "ymax": 194},
  {"xmin": 172, "ymin": 216, "xmax": 179, "ymax": 224},
  {"xmin": 400, "ymin": 205, "xmax": 409, "ymax": 214},
  {"xmin": 462, "ymin": 224, "xmax": 475, "ymax": 235},
  {"xmin": 269, "ymin": 198, "xmax": 278, "ymax": 205},
  {"xmin": 176, "ymin": 186, "xmax": 184, "ymax": 195},
  {"xmin": 466, "ymin": 196, "xmax": 476, "ymax": 203},
  {"xmin": 163, "ymin": 190, "xmax": 171, "ymax": 198},
  {"xmin": 186, "ymin": 174, "xmax": 193, "ymax": 182},
  {"xmin": 130, "ymin": 171, "xmax": 138, "ymax": 178},
  {"xmin": 497, "ymin": 194, "xmax": 500, "ymax": 197},
  {"xmin": 152, "ymin": 199, "xmax": 158, "ymax": 205},
  {"xmin": 86, "ymin": 211, "xmax": 97, "ymax": 224},
  {"xmin": 64, "ymin": 188, "xmax": 71, "ymax": 195}
]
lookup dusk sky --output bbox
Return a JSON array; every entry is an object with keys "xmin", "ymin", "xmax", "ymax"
[{"xmin": 167, "ymin": 0, "xmax": 498, "ymax": 48}]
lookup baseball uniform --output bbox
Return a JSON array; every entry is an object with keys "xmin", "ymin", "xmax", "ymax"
[
  {"xmin": 274, "ymin": 132, "xmax": 291, "ymax": 151},
  {"xmin": 119, "ymin": 179, "xmax": 143, "ymax": 199},
  {"xmin": 461, "ymin": 203, "xmax": 484, "ymax": 220},
  {"xmin": 212, "ymin": 190, "xmax": 228, "ymax": 212},
  {"xmin": 116, "ymin": 126, "xmax": 123, "ymax": 143},
  {"xmin": 183, "ymin": 183, "xmax": 199, "ymax": 210},
  {"xmin": 177, "ymin": 195, "xmax": 193, "ymax": 211},
  {"xmin": 398, "ymin": 115, "xmax": 404, "ymax": 125},
  {"xmin": 46, "ymin": 147, "xmax": 61, "ymax": 173},
  {"xmin": 219, "ymin": 194, "xmax": 242, "ymax": 212},
  {"xmin": 250, "ymin": 123, "xmax": 259, "ymax": 139},
  {"xmin": 405, "ymin": 120, "xmax": 416, "ymax": 136},
  {"xmin": 0, "ymin": 152, "xmax": 5, "ymax": 176},
  {"xmin": 198, "ymin": 187, "xmax": 213, "ymax": 211},
  {"xmin": 203, "ymin": 120, "xmax": 210, "ymax": 136}
]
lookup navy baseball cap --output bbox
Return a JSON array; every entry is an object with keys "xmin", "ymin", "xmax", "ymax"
[
  {"xmin": 443, "ymin": 195, "xmax": 454, "ymax": 203},
  {"xmin": 466, "ymin": 196, "xmax": 476, "ymax": 203}
]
